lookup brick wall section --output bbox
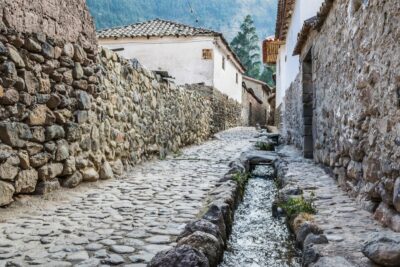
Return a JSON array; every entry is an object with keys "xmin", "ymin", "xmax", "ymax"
[{"xmin": 283, "ymin": 0, "xmax": 400, "ymax": 231}]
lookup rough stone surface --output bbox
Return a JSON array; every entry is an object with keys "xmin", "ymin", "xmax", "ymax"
[
  {"xmin": 0, "ymin": 181, "xmax": 14, "ymax": 206},
  {"xmin": 282, "ymin": 0, "xmax": 400, "ymax": 230},
  {"xmin": 276, "ymin": 146, "xmax": 394, "ymax": 266},
  {"xmin": 311, "ymin": 256, "xmax": 355, "ymax": 267},
  {"xmin": 148, "ymin": 245, "xmax": 209, "ymax": 267},
  {"xmin": 0, "ymin": 128, "xmax": 255, "ymax": 265},
  {"xmin": 0, "ymin": 33, "xmax": 241, "ymax": 204},
  {"xmin": 177, "ymin": 231, "xmax": 222, "ymax": 267},
  {"xmin": 15, "ymin": 169, "xmax": 38, "ymax": 193},
  {"xmin": 0, "ymin": 0, "xmax": 98, "ymax": 52},
  {"xmin": 177, "ymin": 220, "xmax": 223, "ymax": 244},
  {"xmin": 362, "ymin": 233, "xmax": 400, "ymax": 267},
  {"xmin": 99, "ymin": 161, "xmax": 114, "ymax": 180}
]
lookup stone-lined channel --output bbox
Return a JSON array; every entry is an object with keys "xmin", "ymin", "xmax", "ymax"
[{"xmin": 219, "ymin": 165, "xmax": 301, "ymax": 267}]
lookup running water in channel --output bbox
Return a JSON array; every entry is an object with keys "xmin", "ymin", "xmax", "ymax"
[{"xmin": 219, "ymin": 165, "xmax": 301, "ymax": 267}]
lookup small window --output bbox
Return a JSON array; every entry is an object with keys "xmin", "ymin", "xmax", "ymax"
[
  {"xmin": 236, "ymin": 73, "xmax": 239, "ymax": 84},
  {"xmin": 202, "ymin": 49, "xmax": 213, "ymax": 60},
  {"xmin": 222, "ymin": 56, "xmax": 225, "ymax": 70}
]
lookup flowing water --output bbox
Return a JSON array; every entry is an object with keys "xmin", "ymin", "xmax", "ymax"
[{"xmin": 219, "ymin": 166, "xmax": 301, "ymax": 267}]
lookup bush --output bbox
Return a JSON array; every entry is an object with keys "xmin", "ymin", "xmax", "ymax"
[
  {"xmin": 279, "ymin": 195, "xmax": 316, "ymax": 217},
  {"xmin": 255, "ymin": 141, "xmax": 274, "ymax": 151}
]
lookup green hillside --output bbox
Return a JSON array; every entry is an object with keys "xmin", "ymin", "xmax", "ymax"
[{"xmin": 86, "ymin": 0, "xmax": 277, "ymax": 41}]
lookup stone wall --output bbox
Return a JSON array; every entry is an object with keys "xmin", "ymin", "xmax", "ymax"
[
  {"xmin": 284, "ymin": 0, "xmax": 400, "ymax": 230},
  {"xmin": 242, "ymin": 90, "xmax": 265, "ymax": 127},
  {"xmin": 0, "ymin": 0, "xmax": 242, "ymax": 207},
  {"xmin": 0, "ymin": 29, "xmax": 227, "ymax": 207},
  {"xmin": 0, "ymin": 0, "xmax": 97, "ymax": 52},
  {"xmin": 185, "ymin": 84, "xmax": 242, "ymax": 134},
  {"xmin": 283, "ymin": 74, "xmax": 303, "ymax": 149}
]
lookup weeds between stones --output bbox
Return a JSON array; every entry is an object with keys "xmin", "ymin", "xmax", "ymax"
[
  {"xmin": 232, "ymin": 172, "xmax": 251, "ymax": 197},
  {"xmin": 279, "ymin": 194, "xmax": 316, "ymax": 218},
  {"xmin": 255, "ymin": 141, "xmax": 275, "ymax": 151}
]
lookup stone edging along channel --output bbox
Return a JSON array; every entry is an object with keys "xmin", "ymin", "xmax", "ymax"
[{"xmin": 147, "ymin": 133, "xmax": 279, "ymax": 267}]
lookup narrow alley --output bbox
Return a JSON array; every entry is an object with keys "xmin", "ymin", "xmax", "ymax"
[{"xmin": 0, "ymin": 128, "xmax": 256, "ymax": 267}]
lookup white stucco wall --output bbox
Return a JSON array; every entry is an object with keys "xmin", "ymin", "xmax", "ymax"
[
  {"xmin": 275, "ymin": 0, "xmax": 325, "ymax": 108},
  {"xmin": 99, "ymin": 36, "xmax": 244, "ymax": 103},
  {"xmin": 213, "ymin": 40, "xmax": 243, "ymax": 103},
  {"xmin": 99, "ymin": 36, "xmax": 215, "ymax": 87}
]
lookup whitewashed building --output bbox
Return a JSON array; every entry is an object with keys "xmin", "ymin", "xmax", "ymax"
[
  {"xmin": 97, "ymin": 19, "xmax": 245, "ymax": 103},
  {"xmin": 263, "ymin": 0, "xmax": 325, "ymax": 125}
]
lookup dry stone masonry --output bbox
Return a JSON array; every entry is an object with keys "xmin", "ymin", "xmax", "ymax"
[
  {"xmin": 0, "ymin": 0, "xmax": 241, "ymax": 207},
  {"xmin": 283, "ymin": 0, "xmax": 400, "ymax": 231},
  {"xmin": 185, "ymin": 84, "xmax": 242, "ymax": 134}
]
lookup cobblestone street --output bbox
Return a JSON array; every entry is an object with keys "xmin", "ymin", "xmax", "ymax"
[
  {"xmin": 278, "ymin": 146, "xmax": 393, "ymax": 267},
  {"xmin": 0, "ymin": 128, "xmax": 256, "ymax": 267}
]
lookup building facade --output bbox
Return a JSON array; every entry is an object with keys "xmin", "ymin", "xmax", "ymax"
[
  {"xmin": 97, "ymin": 19, "xmax": 245, "ymax": 103},
  {"xmin": 241, "ymin": 76, "xmax": 273, "ymax": 127},
  {"xmin": 265, "ymin": 0, "xmax": 400, "ymax": 232}
]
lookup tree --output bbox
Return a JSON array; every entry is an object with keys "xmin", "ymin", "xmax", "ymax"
[
  {"xmin": 260, "ymin": 63, "xmax": 276, "ymax": 87},
  {"xmin": 230, "ymin": 15, "xmax": 262, "ymax": 79}
]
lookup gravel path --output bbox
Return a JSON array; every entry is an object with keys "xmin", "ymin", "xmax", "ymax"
[{"xmin": 0, "ymin": 127, "xmax": 256, "ymax": 267}]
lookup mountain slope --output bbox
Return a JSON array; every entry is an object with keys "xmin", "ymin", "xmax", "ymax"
[{"xmin": 86, "ymin": 0, "xmax": 277, "ymax": 41}]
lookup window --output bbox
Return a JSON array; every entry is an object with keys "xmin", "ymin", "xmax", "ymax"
[
  {"xmin": 202, "ymin": 49, "xmax": 213, "ymax": 60},
  {"xmin": 236, "ymin": 73, "xmax": 239, "ymax": 84},
  {"xmin": 222, "ymin": 56, "xmax": 225, "ymax": 70}
]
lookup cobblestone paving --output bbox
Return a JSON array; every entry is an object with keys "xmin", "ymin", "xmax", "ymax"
[
  {"xmin": 278, "ymin": 146, "xmax": 392, "ymax": 267},
  {"xmin": 0, "ymin": 127, "xmax": 256, "ymax": 267}
]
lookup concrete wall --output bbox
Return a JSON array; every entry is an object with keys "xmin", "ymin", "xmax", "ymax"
[
  {"xmin": 283, "ymin": 0, "xmax": 400, "ymax": 231},
  {"xmin": 99, "ymin": 36, "xmax": 244, "ymax": 103}
]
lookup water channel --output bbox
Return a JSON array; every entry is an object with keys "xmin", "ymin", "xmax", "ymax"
[{"xmin": 219, "ymin": 165, "xmax": 301, "ymax": 267}]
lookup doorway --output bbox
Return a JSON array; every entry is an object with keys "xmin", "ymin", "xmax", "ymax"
[
  {"xmin": 302, "ymin": 50, "xmax": 314, "ymax": 159},
  {"xmin": 249, "ymin": 102, "xmax": 252, "ymax": 126}
]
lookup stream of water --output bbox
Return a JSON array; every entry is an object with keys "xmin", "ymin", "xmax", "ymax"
[{"xmin": 219, "ymin": 166, "xmax": 301, "ymax": 267}]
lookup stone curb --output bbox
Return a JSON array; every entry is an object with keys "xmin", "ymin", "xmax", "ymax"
[
  {"xmin": 273, "ymin": 156, "xmax": 356, "ymax": 267},
  {"xmin": 148, "ymin": 133, "xmax": 281, "ymax": 267},
  {"xmin": 147, "ymin": 156, "xmax": 247, "ymax": 267}
]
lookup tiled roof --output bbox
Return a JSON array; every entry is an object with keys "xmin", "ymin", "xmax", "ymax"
[
  {"xmin": 275, "ymin": 0, "xmax": 296, "ymax": 41},
  {"xmin": 97, "ymin": 19, "xmax": 246, "ymax": 72},
  {"xmin": 97, "ymin": 19, "xmax": 219, "ymax": 39}
]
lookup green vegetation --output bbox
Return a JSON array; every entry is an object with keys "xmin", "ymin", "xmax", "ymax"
[
  {"xmin": 231, "ymin": 15, "xmax": 262, "ymax": 79},
  {"xmin": 86, "ymin": 0, "xmax": 277, "ymax": 41},
  {"xmin": 279, "ymin": 195, "xmax": 316, "ymax": 217},
  {"xmin": 233, "ymin": 172, "xmax": 251, "ymax": 197},
  {"xmin": 230, "ymin": 15, "xmax": 276, "ymax": 85},
  {"xmin": 255, "ymin": 141, "xmax": 275, "ymax": 151}
]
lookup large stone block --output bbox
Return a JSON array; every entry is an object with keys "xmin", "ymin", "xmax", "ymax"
[
  {"xmin": 27, "ymin": 105, "xmax": 56, "ymax": 126},
  {"xmin": 0, "ymin": 122, "xmax": 32, "ymax": 148},
  {"xmin": 15, "ymin": 168, "xmax": 38, "ymax": 193},
  {"xmin": 38, "ymin": 163, "xmax": 64, "ymax": 180},
  {"xmin": 35, "ymin": 180, "xmax": 60, "ymax": 195},
  {"xmin": 0, "ymin": 181, "xmax": 14, "ymax": 206}
]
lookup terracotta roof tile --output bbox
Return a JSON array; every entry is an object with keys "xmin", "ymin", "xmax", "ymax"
[{"xmin": 97, "ymin": 18, "xmax": 219, "ymax": 39}]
